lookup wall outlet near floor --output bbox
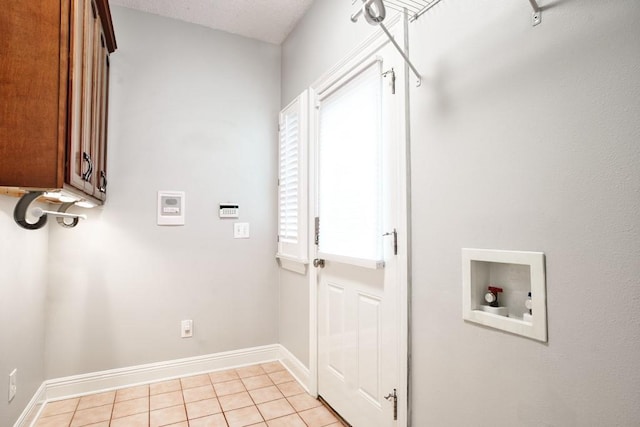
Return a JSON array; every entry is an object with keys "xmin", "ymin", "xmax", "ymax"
[
  {"xmin": 181, "ymin": 320, "xmax": 193, "ymax": 338},
  {"xmin": 8, "ymin": 369, "xmax": 17, "ymax": 402}
]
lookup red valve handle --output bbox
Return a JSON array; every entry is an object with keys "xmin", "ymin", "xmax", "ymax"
[{"xmin": 488, "ymin": 286, "xmax": 503, "ymax": 294}]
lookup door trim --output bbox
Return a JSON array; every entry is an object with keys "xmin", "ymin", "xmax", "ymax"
[{"xmin": 307, "ymin": 12, "xmax": 410, "ymax": 427}]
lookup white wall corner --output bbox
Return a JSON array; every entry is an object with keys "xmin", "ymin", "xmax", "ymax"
[
  {"xmin": 13, "ymin": 381, "xmax": 46, "ymax": 427},
  {"xmin": 277, "ymin": 344, "xmax": 311, "ymax": 393}
]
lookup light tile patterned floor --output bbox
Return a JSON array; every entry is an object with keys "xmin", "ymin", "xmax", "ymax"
[{"xmin": 35, "ymin": 362, "xmax": 344, "ymax": 427}]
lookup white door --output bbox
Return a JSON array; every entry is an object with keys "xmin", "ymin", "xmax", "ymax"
[{"xmin": 314, "ymin": 39, "xmax": 405, "ymax": 427}]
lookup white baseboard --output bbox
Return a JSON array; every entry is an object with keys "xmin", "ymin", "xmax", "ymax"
[
  {"xmin": 45, "ymin": 344, "xmax": 280, "ymax": 400},
  {"xmin": 15, "ymin": 343, "xmax": 311, "ymax": 426},
  {"xmin": 12, "ymin": 382, "xmax": 46, "ymax": 427},
  {"xmin": 278, "ymin": 345, "xmax": 311, "ymax": 393}
]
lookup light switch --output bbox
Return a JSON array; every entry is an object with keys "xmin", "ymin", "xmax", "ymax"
[{"xmin": 234, "ymin": 223, "xmax": 250, "ymax": 239}]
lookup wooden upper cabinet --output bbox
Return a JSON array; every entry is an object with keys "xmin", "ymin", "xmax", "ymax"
[{"xmin": 0, "ymin": 0, "xmax": 116, "ymax": 203}]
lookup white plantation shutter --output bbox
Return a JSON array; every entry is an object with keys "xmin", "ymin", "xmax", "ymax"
[
  {"xmin": 277, "ymin": 92, "xmax": 308, "ymax": 263},
  {"xmin": 279, "ymin": 109, "xmax": 299, "ymax": 242}
]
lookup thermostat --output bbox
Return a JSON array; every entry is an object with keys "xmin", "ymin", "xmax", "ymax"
[
  {"xmin": 157, "ymin": 191, "xmax": 185, "ymax": 225},
  {"xmin": 219, "ymin": 204, "xmax": 239, "ymax": 218}
]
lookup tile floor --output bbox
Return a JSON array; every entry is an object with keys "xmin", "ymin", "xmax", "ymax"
[{"xmin": 34, "ymin": 362, "xmax": 344, "ymax": 427}]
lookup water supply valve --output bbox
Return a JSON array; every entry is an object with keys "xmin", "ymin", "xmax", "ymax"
[{"xmin": 484, "ymin": 286, "xmax": 503, "ymax": 307}]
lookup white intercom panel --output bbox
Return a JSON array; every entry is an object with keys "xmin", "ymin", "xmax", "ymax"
[
  {"xmin": 219, "ymin": 204, "xmax": 239, "ymax": 218},
  {"xmin": 157, "ymin": 191, "xmax": 185, "ymax": 225}
]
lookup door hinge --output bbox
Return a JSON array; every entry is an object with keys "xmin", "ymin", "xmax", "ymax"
[
  {"xmin": 382, "ymin": 68, "xmax": 396, "ymax": 95},
  {"xmin": 314, "ymin": 217, "xmax": 320, "ymax": 245},
  {"xmin": 384, "ymin": 388, "xmax": 398, "ymax": 420},
  {"xmin": 383, "ymin": 228, "xmax": 397, "ymax": 255}
]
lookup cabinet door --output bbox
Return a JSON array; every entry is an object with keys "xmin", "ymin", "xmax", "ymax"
[
  {"xmin": 68, "ymin": 0, "xmax": 98, "ymax": 195},
  {"xmin": 93, "ymin": 31, "xmax": 110, "ymax": 200},
  {"xmin": 67, "ymin": 0, "xmax": 87, "ymax": 191},
  {"xmin": 88, "ymin": 11, "xmax": 103, "ymax": 199},
  {"xmin": 0, "ymin": 1, "xmax": 68, "ymax": 189}
]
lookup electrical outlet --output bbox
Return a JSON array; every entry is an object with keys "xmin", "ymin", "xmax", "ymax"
[
  {"xmin": 181, "ymin": 320, "xmax": 193, "ymax": 338},
  {"xmin": 8, "ymin": 369, "xmax": 16, "ymax": 402}
]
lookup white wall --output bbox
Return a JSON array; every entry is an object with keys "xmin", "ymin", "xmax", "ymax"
[
  {"xmin": 44, "ymin": 7, "xmax": 282, "ymax": 378},
  {"xmin": 281, "ymin": 0, "xmax": 374, "ymax": 104},
  {"xmin": 281, "ymin": 0, "xmax": 640, "ymax": 425},
  {"xmin": 278, "ymin": 269, "xmax": 309, "ymax": 365},
  {"xmin": 0, "ymin": 196, "xmax": 48, "ymax": 426}
]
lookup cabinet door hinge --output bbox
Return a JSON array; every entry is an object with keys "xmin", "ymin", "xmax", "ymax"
[{"xmin": 314, "ymin": 217, "xmax": 320, "ymax": 246}]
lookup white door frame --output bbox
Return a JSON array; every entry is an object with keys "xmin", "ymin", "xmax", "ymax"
[{"xmin": 306, "ymin": 13, "xmax": 411, "ymax": 427}]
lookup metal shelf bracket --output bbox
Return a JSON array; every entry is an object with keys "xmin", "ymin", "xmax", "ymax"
[
  {"xmin": 13, "ymin": 191, "xmax": 87, "ymax": 230},
  {"xmin": 528, "ymin": 0, "xmax": 542, "ymax": 26},
  {"xmin": 379, "ymin": 22, "xmax": 422, "ymax": 87}
]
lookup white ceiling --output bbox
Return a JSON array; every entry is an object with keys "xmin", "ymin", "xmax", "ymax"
[{"xmin": 109, "ymin": 0, "xmax": 315, "ymax": 44}]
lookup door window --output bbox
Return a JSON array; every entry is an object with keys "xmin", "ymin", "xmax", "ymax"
[{"xmin": 317, "ymin": 62, "xmax": 383, "ymax": 264}]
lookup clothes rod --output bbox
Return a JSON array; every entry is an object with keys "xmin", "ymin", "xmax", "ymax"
[{"xmin": 31, "ymin": 207, "xmax": 87, "ymax": 221}]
